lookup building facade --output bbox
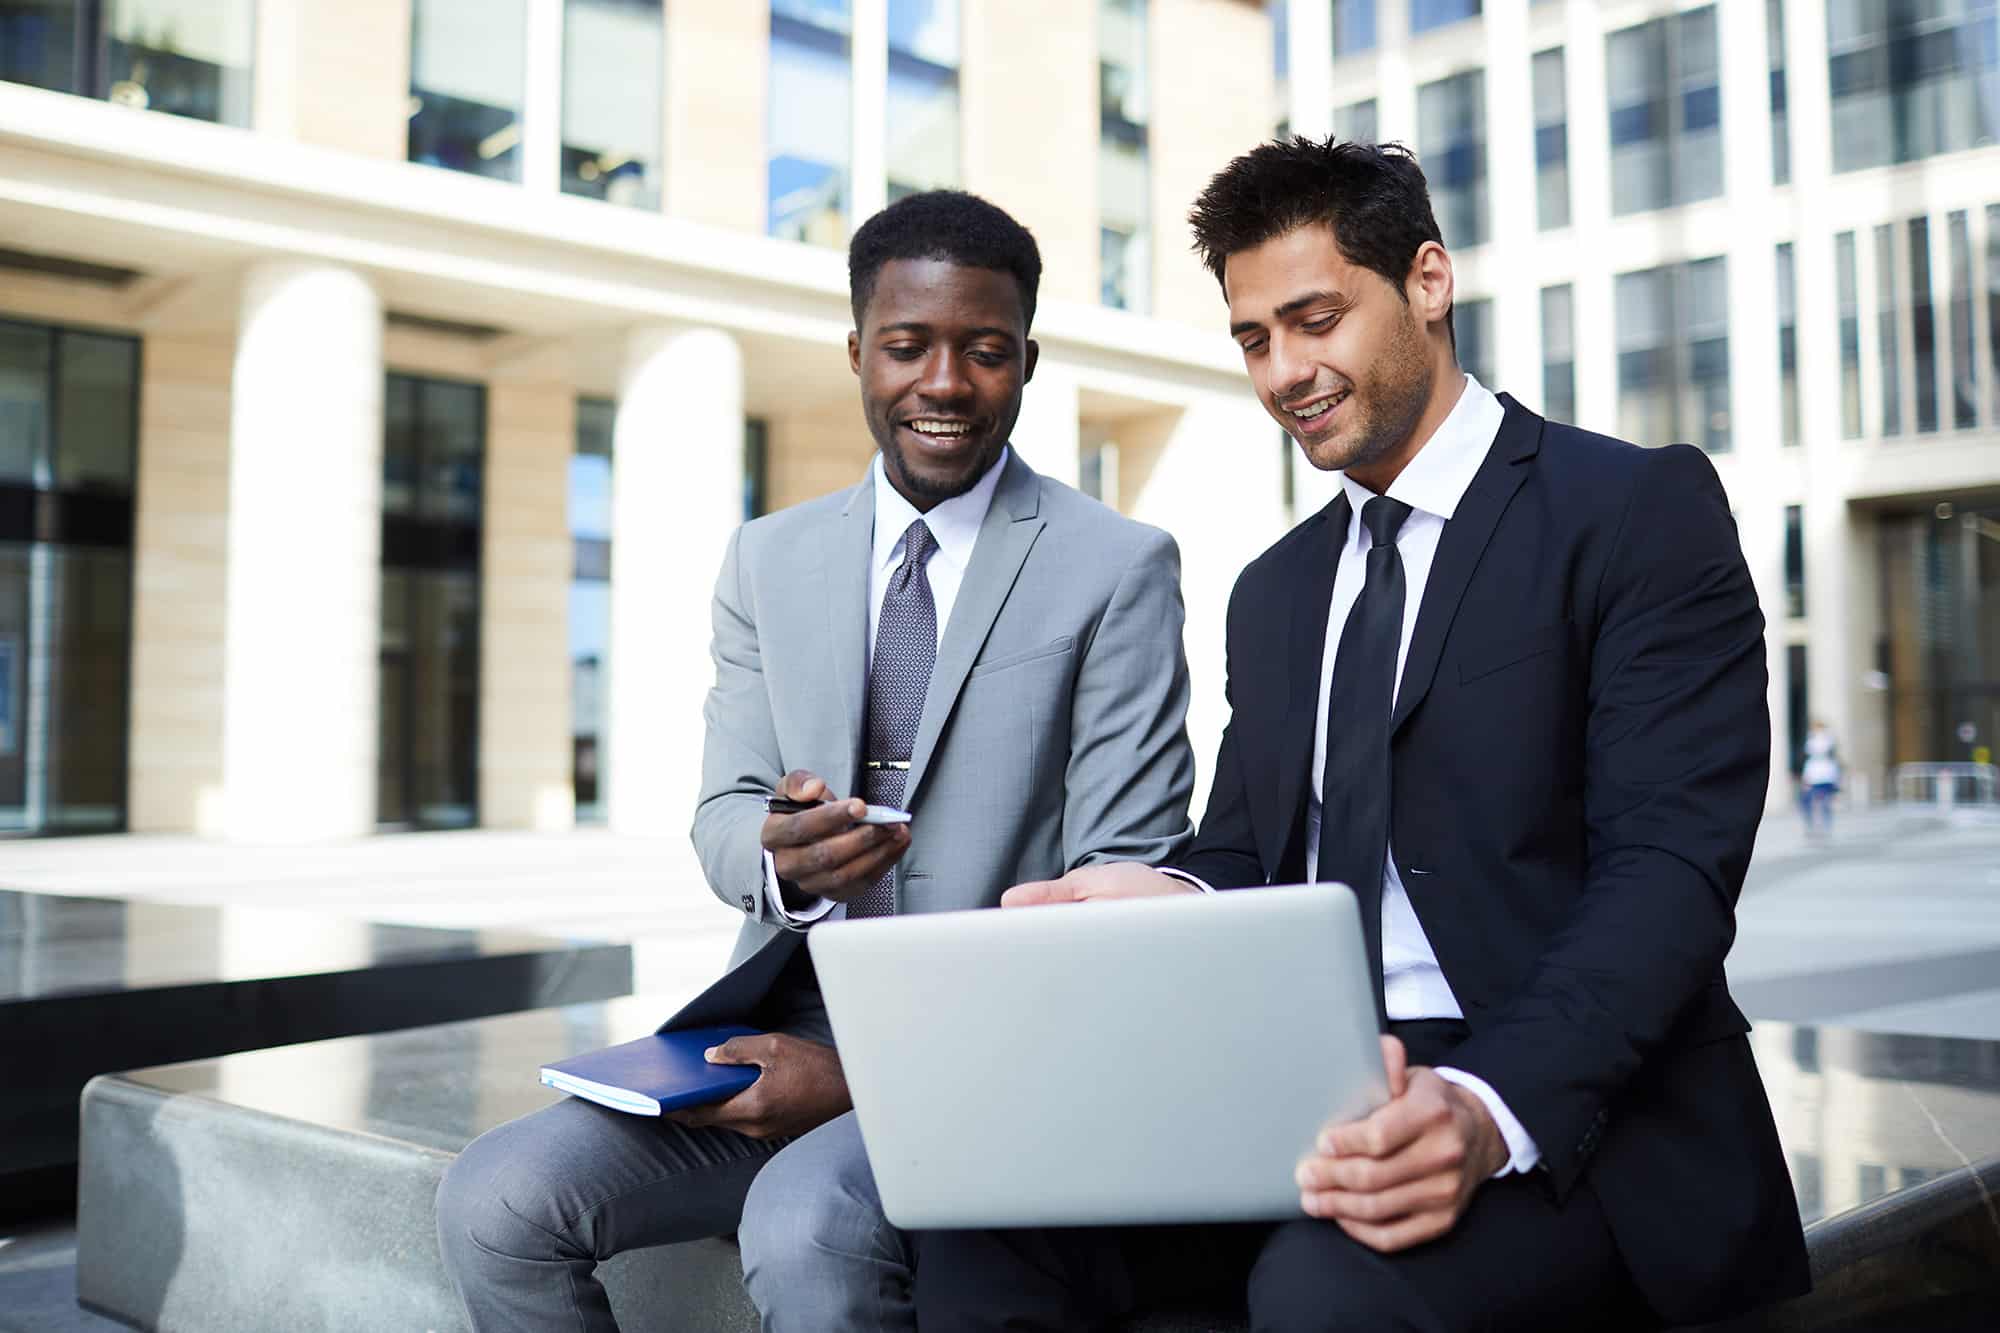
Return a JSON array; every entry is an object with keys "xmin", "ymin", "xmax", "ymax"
[{"xmin": 0, "ymin": 0, "xmax": 1993, "ymax": 845}]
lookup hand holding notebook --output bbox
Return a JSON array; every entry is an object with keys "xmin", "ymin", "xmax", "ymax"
[{"xmin": 540, "ymin": 1025, "xmax": 764, "ymax": 1116}]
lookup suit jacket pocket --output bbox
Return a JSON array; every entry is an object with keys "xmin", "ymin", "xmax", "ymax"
[
  {"xmin": 969, "ymin": 635, "xmax": 1075, "ymax": 678},
  {"xmin": 1457, "ymin": 621, "xmax": 1571, "ymax": 685}
]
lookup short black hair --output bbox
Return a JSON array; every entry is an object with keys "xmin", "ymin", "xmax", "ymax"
[
  {"xmin": 848, "ymin": 190, "xmax": 1042, "ymax": 332},
  {"xmin": 1188, "ymin": 137, "xmax": 1443, "ymax": 301}
]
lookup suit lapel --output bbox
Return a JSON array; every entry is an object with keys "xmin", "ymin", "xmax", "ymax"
[
  {"xmin": 1268, "ymin": 494, "xmax": 1347, "ymax": 870},
  {"xmin": 1390, "ymin": 397, "xmax": 1542, "ymax": 735},
  {"xmin": 904, "ymin": 452, "xmax": 1045, "ymax": 807},
  {"xmin": 819, "ymin": 474, "xmax": 874, "ymax": 799}
]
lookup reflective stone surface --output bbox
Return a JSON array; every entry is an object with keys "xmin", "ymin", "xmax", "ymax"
[{"xmin": 2, "ymin": 889, "xmax": 633, "ymax": 1181}]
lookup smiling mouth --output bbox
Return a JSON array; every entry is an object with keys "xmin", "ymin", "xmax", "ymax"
[
  {"xmin": 1286, "ymin": 390, "xmax": 1349, "ymax": 425},
  {"xmin": 903, "ymin": 418, "xmax": 978, "ymax": 442}
]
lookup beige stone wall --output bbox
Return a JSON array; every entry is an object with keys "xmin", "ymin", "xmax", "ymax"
[
  {"xmin": 763, "ymin": 409, "xmax": 878, "ymax": 514},
  {"xmin": 1150, "ymin": 0, "xmax": 1272, "ymax": 329},
  {"xmin": 961, "ymin": 0, "xmax": 1099, "ymax": 305},
  {"xmin": 480, "ymin": 380, "xmax": 576, "ymax": 831},
  {"xmin": 255, "ymin": 0, "xmax": 413, "ymax": 160},
  {"xmin": 128, "ymin": 335, "xmax": 234, "ymax": 833},
  {"xmin": 665, "ymin": 0, "xmax": 768, "ymax": 232}
]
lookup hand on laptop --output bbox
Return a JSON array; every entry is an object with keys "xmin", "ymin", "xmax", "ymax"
[
  {"xmin": 762, "ymin": 769, "xmax": 911, "ymax": 904},
  {"xmin": 1001, "ymin": 862, "xmax": 1195, "ymax": 906},
  {"xmin": 666, "ymin": 1033, "xmax": 852, "ymax": 1140},
  {"xmin": 1292, "ymin": 1035, "xmax": 1507, "ymax": 1252}
]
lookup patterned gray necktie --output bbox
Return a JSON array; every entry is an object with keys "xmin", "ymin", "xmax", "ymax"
[{"xmin": 850, "ymin": 519, "xmax": 939, "ymax": 919}]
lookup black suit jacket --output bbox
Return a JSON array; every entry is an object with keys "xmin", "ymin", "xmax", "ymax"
[{"xmin": 1181, "ymin": 396, "xmax": 1809, "ymax": 1324}]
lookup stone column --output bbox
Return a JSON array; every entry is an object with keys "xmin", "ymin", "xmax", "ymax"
[
  {"xmin": 480, "ymin": 380, "xmax": 576, "ymax": 831},
  {"xmin": 664, "ymin": 0, "xmax": 767, "ymax": 232},
  {"xmin": 127, "ymin": 336, "xmax": 233, "ymax": 834},
  {"xmin": 1482, "ymin": 0, "xmax": 1539, "ymax": 400},
  {"xmin": 220, "ymin": 264, "xmax": 384, "ymax": 842},
  {"xmin": 606, "ymin": 328, "xmax": 744, "ymax": 838},
  {"xmin": 254, "ymin": 0, "xmax": 412, "ymax": 159}
]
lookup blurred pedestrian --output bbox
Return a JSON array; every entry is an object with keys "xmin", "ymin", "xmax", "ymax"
[{"xmin": 1801, "ymin": 719, "xmax": 1840, "ymax": 834}]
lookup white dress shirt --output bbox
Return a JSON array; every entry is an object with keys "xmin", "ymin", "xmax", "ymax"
[
  {"xmin": 1175, "ymin": 376, "xmax": 1539, "ymax": 1175},
  {"xmin": 768, "ymin": 448, "xmax": 1011, "ymax": 924}
]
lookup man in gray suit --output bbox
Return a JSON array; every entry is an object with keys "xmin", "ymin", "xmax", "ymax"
[{"xmin": 435, "ymin": 190, "xmax": 1195, "ymax": 1331}]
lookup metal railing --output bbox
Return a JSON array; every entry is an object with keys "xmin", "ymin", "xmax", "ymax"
[{"xmin": 1890, "ymin": 762, "xmax": 2000, "ymax": 810}]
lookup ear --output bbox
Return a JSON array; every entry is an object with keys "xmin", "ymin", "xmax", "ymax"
[
  {"xmin": 1406, "ymin": 242, "xmax": 1455, "ymax": 334},
  {"xmin": 847, "ymin": 330, "xmax": 862, "ymax": 375},
  {"xmin": 1022, "ymin": 338, "xmax": 1039, "ymax": 384}
]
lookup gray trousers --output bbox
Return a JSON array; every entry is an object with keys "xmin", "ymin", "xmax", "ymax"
[{"xmin": 435, "ymin": 1103, "xmax": 911, "ymax": 1332}]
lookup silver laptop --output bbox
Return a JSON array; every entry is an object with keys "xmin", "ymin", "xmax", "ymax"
[{"xmin": 807, "ymin": 882, "xmax": 1388, "ymax": 1228}]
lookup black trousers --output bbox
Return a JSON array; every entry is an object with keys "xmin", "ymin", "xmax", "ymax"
[{"xmin": 912, "ymin": 1021, "xmax": 1652, "ymax": 1332}]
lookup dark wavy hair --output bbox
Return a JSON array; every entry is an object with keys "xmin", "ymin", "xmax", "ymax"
[
  {"xmin": 848, "ymin": 190, "xmax": 1043, "ymax": 332},
  {"xmin": 1188, "ymin": 137, "xmax": 1444, "ymax": 303}
]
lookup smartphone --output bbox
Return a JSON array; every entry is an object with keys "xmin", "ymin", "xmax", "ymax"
[{"xmin": 766, "ymin": 796, "xmax": 912, "ymax": 825}]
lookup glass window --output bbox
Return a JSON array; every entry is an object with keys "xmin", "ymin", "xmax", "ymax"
[
  {"xmin": 1411, "ymin": 0, "xmax": 1479, "ymax": 37},
  {"xmin": 1532, "ymin": 47, "xmax": 1569, "ymax": 230},
  {"xmin": 1271, "ymin": 0, "xmax": 1289, "ymax": 135},
  {"xmin": 1768, "ymin": 0, "xmax": 1790, "ymax": 184},
  {"xmin": 1332, "ymin": 0, "xmax": 1376, "ymax": 59},
  {"xmin": 1417, "ymin": 69, "xmax": 1487, "ymax": 248},
  {"xmin": 1541, "ymin": 284, "xmax": 1575, "ymax": 425},
  {"xmin": 1837, "ymin": 230, "xmax": 1863, "ymax": 438},
  {"xmin": 1876, "ymin": 223, "xmax": 1902, "ymax": 435},
  {"xmin": 1454, "ymin": 298, "xmax": 1493, "ymax": 389},
  {"xmin": 562, "ymin": 0, "xmax": 663, "ymax": 208},
  {"xmin": 1606, "ymin": 6, "xmax": 1722, "ymax": 216},
  {"xmin": 571, "ymin": 397, "xmax": 613, "ymax": 823},
  {"xmin": 380, "ymin": 374, "xmax": 484, "ymax": 830},
  {"xmin": 1947, "ymin": 210, "xmax": 1975, "ymax": 429},
  {"xmin": 0, "ymin": 318, "xmax": 139, "ymax": 835},
  {"xmin": 1777, "ymin": 242, "xmax": 1801, "ymax": 447},
  {"xmin": 1334, "ymin": 98, "xmax": 1377, "ymax": 145},
  {"xmin": 409, "ymin": 0, "xmax": 528, "ymax": 182},
  {"xmin": 1616, "ymin": 257, "xmax": 1731, "ymax": 452},
  {"xmin": 887, "ymin": 0, "xmax": 959, "ymax": 200},
  {"xmin": 1910, "ymin": 216, "xmax": 1938, "ymax": 433},
  {"xmin": 1990, "ymin": 205, "xmax": 2000, "ymax": 425},
  {"xmin": 1828, "ymin": 0, "xmax": 2000, "ymax": 173},
  {"xmin": 1100, "ymin": 0, "xmax": 1150, "ymax": 313},
  {"xmin": 768, "ymin": 0, "xmax": 852, "ymax": 243},
  {"xmin": 0, "ymin": 0, "xmax": 252, "ymax": 125},
  {"xmin": 1784, "ymin": 504, "xmax": 1806, "ymax": 619}
]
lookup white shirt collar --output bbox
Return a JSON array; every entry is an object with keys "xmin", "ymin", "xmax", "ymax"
[
  {"xmin": 871, "ymin": 445, "xmax": 1010, "ymax": 573},
  {"xmin": 1337, "ymin": 373, "xmax": 1503, "ymax": 532}
]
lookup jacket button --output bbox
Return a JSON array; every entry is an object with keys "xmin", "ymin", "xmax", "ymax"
[{"xmin": 741, "ymin": 894, "xmax": 755, "ymax": 912}]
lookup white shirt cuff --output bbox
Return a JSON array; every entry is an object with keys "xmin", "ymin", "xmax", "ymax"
[
  {"xmin": 763, "ymin": 849, "xmax": 836, "ymax": 925},
  {"xmin": 1435, "ymin": 1067, "xmax": 1541, "ymax": 1176},
  {"xmin": 1156, "ymin": 868, "xmax": 1216, "ymax": 894}
]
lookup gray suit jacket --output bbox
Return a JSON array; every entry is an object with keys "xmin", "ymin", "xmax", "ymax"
[{"xmin": 668, "ymin": 450, "xmax": 1195, "ymax": 1031}]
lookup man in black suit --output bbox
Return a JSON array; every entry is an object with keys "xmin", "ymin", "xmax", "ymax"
[{"xmin": 917, "ymin": 138, "xmax": 1810, "ymax": 1330}]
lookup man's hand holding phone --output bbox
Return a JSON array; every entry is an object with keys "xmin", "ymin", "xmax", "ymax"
[{"xmin": 760, "ymin": 769, "xmax": 912, "ymax": 905}]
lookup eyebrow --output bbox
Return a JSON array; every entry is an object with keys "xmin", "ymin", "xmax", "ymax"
[
  {"xmin": 874, "ymin": 322, "xmax": 1020, "ymax": 343},
  {"xmin": 1229, "ymin": 289, "xmax": 1346, "ymax": 338}
]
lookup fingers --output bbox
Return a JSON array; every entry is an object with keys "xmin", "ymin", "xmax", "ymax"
[
  {"xmin": 762, "ymin": 797, "xmax": 870, "ymax": 850},
  {"xmin": 1321, "ymin": 1084, "xmax": 1449, "ymax": 1161},
  {"xmin": 1298, "ymin": 1171, "xmax": 1462, "ymax": 1227},
  {"xmin": 782, "ymin": 825, "xmax": 911, "ymax": 899},
  {"xmin": 1333, "ymin": 1209, "xmax": 1457, "ymax": 1254},
  {"xmin": 1295, "ymin": 1131, "xmax": 1466, "ymax": 1195},
  {"xmin": 1380, "ymin": 1035, "xmax": 1408, "ymax": 1100},
  {"xmin": 778, "ymin": 770, "xmax": 829, "ymax": 801},
  {"xmin": 704, "ymin": 1034, "xmax": 779, "ymax": 1068},
  {"xmin": 1000, "ymin": 878, "xmax": 1077, "ymax": 908}
]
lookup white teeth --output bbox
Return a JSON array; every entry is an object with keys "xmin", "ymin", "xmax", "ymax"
[
  {"xmin": 1292, "ymin": 393, "xmax": 1346, "ymax": 422},
  {"xmin": 910, "ymin": 420, "xmax": 972, "ymax": 435}
]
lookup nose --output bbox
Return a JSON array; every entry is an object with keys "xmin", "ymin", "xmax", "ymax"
[
  {"xmin": 917, "ymin": 347, "xmax": 972, "ymax": 403},
  {"xmin": 1266, "ymin": 334, "xmax": 1316, "ymax": 403}
]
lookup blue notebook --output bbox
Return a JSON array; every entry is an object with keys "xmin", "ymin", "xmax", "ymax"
[{"xmin": 539, "ymin": 1025, "xmax": 762, "ymax": 1116}]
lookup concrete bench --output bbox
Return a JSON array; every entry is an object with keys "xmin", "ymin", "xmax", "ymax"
[
  {"xmin": 0, "ymin": 888, "xmax": 630, "ymax": 1219},
  {"xmin": 74, "ymin": 1006, "xmax": 2000, "ymax": 1331}
]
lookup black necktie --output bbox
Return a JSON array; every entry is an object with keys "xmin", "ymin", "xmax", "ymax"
[
  {"xmin": 1317, "ymin": 495, "xmax": 1413, "ymax": 1024},
  {"xmin": 851, "ymin": 520, "xmax": 938, "ymax": 919}
]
